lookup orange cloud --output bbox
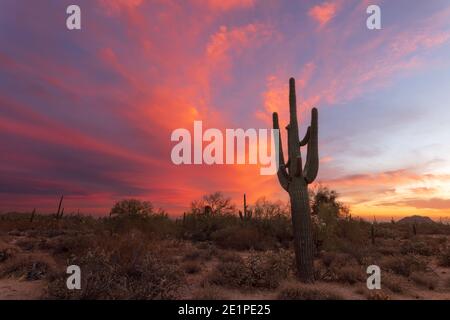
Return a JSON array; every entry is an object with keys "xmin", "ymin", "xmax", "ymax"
[
  {"xmin": 99, "ymin": 0, "xmax": 144, "ymax": 13},
  {"xmin": 204, "ymin": 0, "xmax": 255, "ymax": 12},
  {"xmin": 308, "ymin": 2, "xmax": 338, "ymax": 28}
]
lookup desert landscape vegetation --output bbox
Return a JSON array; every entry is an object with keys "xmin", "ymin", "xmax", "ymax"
[{"xmin": 0, "ymin": 187, "xmax": 449, "ymax": 300}]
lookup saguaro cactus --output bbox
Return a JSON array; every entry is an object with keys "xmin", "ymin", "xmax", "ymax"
[
  {"xmin": 56, "ymin": 195, "xmax": 64, "ymax": 220},
  {"xmin": 272, "ymin": 78, "xmax": 318, "ymax": 282},
  {"xmin": 239, "ymin": 193, "xmax": 252, "ymax": 221}
]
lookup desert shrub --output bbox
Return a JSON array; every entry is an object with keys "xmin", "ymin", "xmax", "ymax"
[
  {"xmin": 183, "ymin": 245, "xmax": 216, "ymax": 262},
  {"xmin": 409, "ymin": 272, "xmax": 439, "ymax": 290},
  {"xmin": 375, "ymin": 239, "xmax": 401, "ymax": 256},
  {"xmin": 193, "ymin": 285, "xmax": 227, "ymax": 300},
  {"xmin": 445, "ymin": 277, "xmax": 450, "ymax": 289},
  {"xmin": 0, "ymin": 254, "xmax": 55, "ymax": 280},
  {"xmin": 211, "ymin": 225, "xmax": 275, "ymax": 251},
  {"xmin": 110, "ymin": 199, "xmax": 154, "ymax": 217},
  {"xmin": 41, "ymin": 233, "xmax": 96, "ymax": 256},
  {"xmin": 15, "ymin": 238, "xmax": 39, "ymax": 251},
  {"xmin": 335, "ymin": 265, "xmax": 364, "ymax": 284},
  {"xmin": 381, "ymin": 255, "xmax": 427, "ymax": 277},
  {"xmin": 366, "ymin": 291, "xmax": 390, "ymax": 300},
  {"xmin": 0, "ymin": 241, "xmax": 18, "ymax": 262},
  {"xmin": 277, "ymin": 286, "xmax": 343, "ymax": 300},
  {"xmin": 105, "ymin": 212, "xmax": 176, "ymax": 239},
  {"xmin": 183, "ymin": 261, "xmax": 201, "ymax": 274},
  {"xmin": 190, "ymin": 192, "xmax": 236, "ymax": 216},
  {"xmin": 318, "ymin": 252, "xmax": 363, "ymax": 283},
  {"xmin": 47, "ymin": 248, "xmax": 184, "ymax": 299},
  {"xmin": 181, "ymin": 211, "xmax": 237, "ymax": 242},
  {"xmin": 210, "ymin": 250, "xmax": 292, "ymax": 289},
  {"xmin": 438, "ymin": 247, "xmax": 450, "ymax": 267},
  {"xmin": 218, "ymin": 251, "xmax": 243, "ymax": 263},
  {"xmin": 400, "ymin": 240, "xmax": 436, "ymax": 256},
  {"xmin": 382, "ymin": 273, "xmax": 405, "ymax": 293},
  {"xmin": 183, "ymin": 249, "xmax": 202, "ymax": 261}
]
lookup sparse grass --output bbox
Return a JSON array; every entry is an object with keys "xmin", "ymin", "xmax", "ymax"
[
  {"xmin": 335, "ymin": 265, "xmax": 364, "ymax": 285},
  {"xmin": 277, "ymin": 286, "xmax": 343, "ymax": 300},
  {"xmin": 383, "ymin": 273, "xmax": 405, "ymax": 293},
  {"xmin": 183, "ymin": 261, "xmax": 202, "ymax": 274},
  {"xmin": 366, "ymin": 291, "xmax": 391, "ymax": 300},
  {"xmin": 47, "ymin": 248, "xmax": 184, "ymax": 299},
  {"xmin": 409, "ymin": 272, "xmax": 439, "ymax": 290},
  {"xmin": 1, "ymin": 209, "xmax": 450, "ymax": 300},
  {"xmin": 381, "ymin": 255, "xmax": 427, "ymax": 277},
  {"xmin": 0, "ymin": 241, "xmax": 18, "ymax": 262},
  {"xmin": 438, "ymin": 247, "xmax": 450, "ymax": 267},
  {"xmin": 192, "ymin": 285, "xmax": 227, "ymax": 300},
  {"xmin": 0, "ymin": 254, "xmax": 55, "ymax": 281},
  {"xmin": 210, "ymin": 250, "xmax": 292, "ymax": 289}
]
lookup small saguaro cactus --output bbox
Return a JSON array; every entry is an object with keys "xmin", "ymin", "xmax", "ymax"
[
  {"xmin": 30, "ymin": 208, "xmax": 36, "ymax": 223},
  {"xmin": 272, "ymin": 78, "xmax": 319, "ymax": 283},
  {"xmin": 413, "ymin": 223, "xmax": 417, "ymax": 236},
  {"xmin": 371, "ymin": 224, "xmax": 376, "ymax": 245},
  {"xmin": 239, "ymin": 193, "xmax": 252, "ymax": 221},
  {"xmin": 55, "ymin": 195, "xmax": 64, "ymax": 220}
]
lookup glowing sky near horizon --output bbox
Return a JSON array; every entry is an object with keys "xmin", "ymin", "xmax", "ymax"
[{"xmin": 1, "ymin": 0, "xmax": 450, "ymax": 219}]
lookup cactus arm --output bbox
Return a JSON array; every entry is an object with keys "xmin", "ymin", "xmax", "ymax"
[
  {"xmin": 303, "ymin": 108, "xmax": 319, "ymax": 184},
  {"xmin": 272, "ymin": 112, "xmax": 289, "ymax": 191},
  {"xmin": 299, "ymin": 126, "xmax": 310, "ymax": 146}
]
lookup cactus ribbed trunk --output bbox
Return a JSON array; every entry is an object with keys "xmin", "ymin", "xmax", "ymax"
[
  {"xmin": 272, "ymin": 78, "xmax": 318, "ymax": 283},
  {"xmin": 289, "ymin": 180, "xmax": 315, "ymax": 281}
]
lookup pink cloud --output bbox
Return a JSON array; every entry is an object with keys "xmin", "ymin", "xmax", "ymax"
[
  {"xmin": 203, "ymin": 0, "xmax": 255, "ymax": 12},
  {"xmin": 308, "ymin": 2, "xmax": 338, "ymax": 28}
]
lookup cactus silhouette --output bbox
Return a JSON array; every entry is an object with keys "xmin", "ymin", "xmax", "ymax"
[
  {"xmin": 239, "ymin": 193, "xmax": 252, "ymax": 221},
  {"xmin": 272, "ymin": 78, "xmax": 318, "ymax": 282},
  {"xmin": 56, "ymin": 195, "xmax": 64, "ymax": 220}
]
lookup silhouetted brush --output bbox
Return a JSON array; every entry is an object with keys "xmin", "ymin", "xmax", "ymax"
[
  {"xmin": 239, "ymin": 193, "xmax": 252, "ymax": 221},
  {"xmin": 30, "ymin": 208, "xmax": 36, "ymax": 223},
  {"xmin": 55, "ymin": 195, "xmax": 64, "ymax": 219},
  {"xmin": 272, "ymin": 78, "xmax": 319, "ymax": 283},
  {"xmin": 371, "ymin": 224, "xmax": 375, "ymax": 245}
]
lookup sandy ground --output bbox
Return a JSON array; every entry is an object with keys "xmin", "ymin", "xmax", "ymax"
[
  {"xmin": 0, "ymin": 279, "xmax": 46, "ymax": 300},
  {"xmin": 0, "ymin": 235, "xmax": 449, "ymax": 300}
]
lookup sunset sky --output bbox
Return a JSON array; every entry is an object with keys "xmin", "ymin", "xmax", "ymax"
[{"xmin": 1, "ymin": 0, "xmax": 450, "ymax": 220}]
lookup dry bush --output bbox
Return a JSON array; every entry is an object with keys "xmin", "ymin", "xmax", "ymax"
[
  {"xmin": 438, "ymin": 247, "xmax": 450, "ymax": 267},
  {"xmin": 210, "ymin": 250, "xmax": 292, "ymax": 289},
  {"xmin": 409, "ymin": 272, "xmax": 439, "ymax": 290},
  {"xmin": 15, "ymin": 237, "xmax": 39, "ymax": 251},
  {"xmin": 366, "ymin": 291, "xmax": 390, "ymax": 300},
  {"xmin": 445, "ymin": 277, "xmax": 450, "ymax": 289},
  {"xmin": 318, "ymin": 252, "xmax": 363, "ymax": 283},
  {"xmin": 381, "ymin": 255, "xmax": 427, "ymax": 277},
  {"xmin": 47, "ymin": 248, "xmax": 184, "ymax": 299},
  {"xmin": 382, "ymin": 273, "xmax": 405, "ymax": 293},
  {"xmin": 183, "ymin": 249, "xmax": 202, "ymax": 261},
  {"xmin": 211, "ymin": 225, "xmax": 275, "ymax": 251},
  {"xmin": 335, "ymin": 265, "xmax": 365, "ymax": 284},
  {"xmin": 400, "ymin": 240, "xmax": 436, "ymax": 256},
  {"xmin": 218, "ymin": 251, "xmax": 243, "ymax": 263},
  {"xmin": 277, "ymin": 286, "xmax": 343, "ymax": 300},
  {"xmin": 183, "ymin": 261, "xmax": 202, "ymax": 274},
  {"xmin": 0, "ymin": 254, "xmax": 56, "ymax": 280},
  {"xmin": 192, "ymin": 285, "xmax": 228, "ymax": 300},
  {"xmin": 40, "ymin": 233, "xmax": 96, "ymax": 256},
  {"xmin": 0, "ymin": 241, "xmax": 18, "ymax": 262}
]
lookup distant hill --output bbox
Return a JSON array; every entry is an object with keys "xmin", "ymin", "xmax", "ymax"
[{"xmin": 397, "ymin": 215, "xmax": 435, "ymax": 224}]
